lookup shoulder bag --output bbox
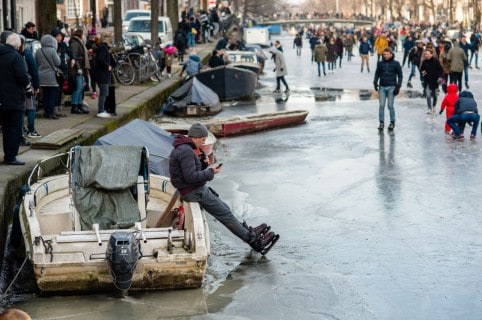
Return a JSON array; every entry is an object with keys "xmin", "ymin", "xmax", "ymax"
[{"xmin": 41, "ymin": 48, "xmax": 64, "ymax": 84}]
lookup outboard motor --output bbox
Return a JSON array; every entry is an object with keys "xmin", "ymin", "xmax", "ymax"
[{"xmin": 106, "ymin": 232, "xmax": 141, "ymax": 290}]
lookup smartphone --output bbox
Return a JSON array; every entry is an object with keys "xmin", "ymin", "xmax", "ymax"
[{"xmin": 216, "ymin": 163, "xmax": 223, "ymax": 169}]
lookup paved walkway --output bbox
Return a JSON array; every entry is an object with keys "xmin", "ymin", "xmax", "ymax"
[{"xmin": 0, "ymin": 41, "xmax": 214, "ymax": 220}]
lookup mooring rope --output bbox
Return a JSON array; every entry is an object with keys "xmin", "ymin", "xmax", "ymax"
[{"xmin": 0, "ymin": 256, "xmax": 28, "ymax": 300}]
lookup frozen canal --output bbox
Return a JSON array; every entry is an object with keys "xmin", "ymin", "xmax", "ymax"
[{"xmin": 6, "ymin": 35, "xmax": 482, "ymax": 319}]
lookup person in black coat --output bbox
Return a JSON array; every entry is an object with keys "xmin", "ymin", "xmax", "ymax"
[
  {"xmin": 52, "ymin": 28, "xmax": 73, "ymax": 111},
  {"xmin": 174, "ymin": 25, "xmax": 187, "ymax": 62},
  {"xmin": 420, "ymin": 48, "xmax": 443, "ymax": 113},
  {"xmin": 95, "ymin": 33, "xmax": 113, "ymax": 118},
  {"xmin": 208, "ymin": 49, "xmax": 225, "ymax": 68},
  {"xmin": 0, "ymin": 34, "xmax": 31, "ymax": 165},
  {"xmin": 20, "ymin": 21, "xmax": 40, "ymax": 40}
]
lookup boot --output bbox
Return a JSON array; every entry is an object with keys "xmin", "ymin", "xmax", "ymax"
[
  {"xmin": 378, "ymin": 122, "xmax": 384, "ymax": 130},
  {"xmin": 248, "ymin": 231, "xmax": 275, "ymax": 253},
  {"xmin": 71, "ymin": 104, "xmax": 83, "ymax": 114},
  {"xmin": 80, "ymin": 107, "xmax": 90, "ymax": 114},
  {"xmin": 388, "ymin": 122, "xmax": 395, "ymax": 131},
  {"xmin": 243, "ymin": 221, "xmax": 269, "ymax": 237},
  {"xmin": 407, "ymin": 81, "xmax": 412, "ymax": 88}
]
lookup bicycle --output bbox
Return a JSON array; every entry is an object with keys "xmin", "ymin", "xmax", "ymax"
[{"xmin": 112, "ymin": 46, "xmax": 136, "ymax": 85}]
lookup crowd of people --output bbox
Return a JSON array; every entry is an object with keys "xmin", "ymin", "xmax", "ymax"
[
  {"xmin": 301, "ymin": 22, "xmax": 481, "ymax": 139},
  {"xmin": 0, "ymin": 21, "xmax": 118, "ymax": 165}
]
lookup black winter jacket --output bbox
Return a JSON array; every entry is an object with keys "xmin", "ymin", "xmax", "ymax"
[
  {"xmin": 169, "ymin": 135, "xmax": 214, "ymax": 195},
  {"xmin": 95, "ymin": 43, "xmax": 111, "ymax": 84},
  {"xmin": 420, "ymin": 57, "xmax": 443, "ymax": 90},
  {"xmin": 374, "ymin": 55, "xmax": 403, "ymax": 87},
  {"xmin": 454, "ymin": 91, "xmax": 478, "ymax": 114},
  {"xmin": 0, "ymin": 44, "xmax": 30, "ymax": 111}
]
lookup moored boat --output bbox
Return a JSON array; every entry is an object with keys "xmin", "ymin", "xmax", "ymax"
[
  {"xmin": 205, "ymin": 110, "xmax": 309, "ymax": 138},
  {"xmin": 226, "ymin": 50, "xmax": 261, "ymax": 75},
  {"xmin": 195, "ymin": 65, "xmax": 257, "ymax": 101},
  {"xmin": 162, "ymin": 78, "xmax": 222, "ymax": 117},
  {"xmin": 19, "ymin": 145, "xmax": 210, "ymax": 294}
]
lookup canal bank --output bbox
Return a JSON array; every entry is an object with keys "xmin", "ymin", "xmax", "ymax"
[{"xmin": 0, "ymin": 42, "xmax": 214, "ymax": 270}]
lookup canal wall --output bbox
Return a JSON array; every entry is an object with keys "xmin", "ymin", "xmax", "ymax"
[{"xmin": 0, "ymin": 45, "xmax": 214, "ymax": 279}]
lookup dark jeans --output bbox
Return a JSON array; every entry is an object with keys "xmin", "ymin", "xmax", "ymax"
[
  {"xmin": 1, "ymin": 109, "xmax": 23, "ymax": 162},
  {"xmin": 317, "ymin": 61, "xmax": 326, "ymax": 76},
  {"xmin": 42, "ymin": 86, "xmax": 59, "ymax": 117},
  {"xmin": 182, "ymin": 186, "xmax": 250, "ymax": 242},
  {"xmin": 447, "ymin": 112, "xmax": 480, "ymax": 137},
  {"xmin": 408, "ymin": 64, "xmax": 421, "ymax": 82},
  {"xmin": 276, "ymin": 76, "xmax": 289, "ymax": 91},
  {"xmin": 449, "ymin": 71, "xmax": 463, "ymax": 92},
  {"xmin": 463, "ymin": 64, "xmax": 469, "ymax": 83},
  {"xmin": 71, "ymin": 74, "xmax": 85, "ymax": 105},
  {"xmin": 378, "ymin": 86, "xmax": 396, "ymax": 123},
  {"xmin": 97, "ymin": 83, "xmax": 109, "ymax": 113}
]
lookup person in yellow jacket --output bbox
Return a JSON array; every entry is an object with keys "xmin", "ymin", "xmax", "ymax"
[{"xmin": 374, "ymin": 31, "xmax": 389, "ymax": 61}]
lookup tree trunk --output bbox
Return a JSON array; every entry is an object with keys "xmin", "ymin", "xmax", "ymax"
[
  {"xmin": 114, "ymin": 0, "xmax": 122, "ymax": 45},
  {"xmin": 35, "ymin": 0, "xmax": 57, "ymax": 37},
  {"xmin": 166, "ymin": 0, "xmax": 179, "ymax": 33},
  {"xmin": 151, "ymin": 0, "xmax": 159, "ymax": 44}
]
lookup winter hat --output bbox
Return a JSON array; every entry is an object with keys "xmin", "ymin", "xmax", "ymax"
[
  {"xmin": 188, "ymin": 123, "xmax": 209, "ymax": 138},
  {"xmin": 0, "ymin": 30, "xmax": 13, "ymax": 44}
]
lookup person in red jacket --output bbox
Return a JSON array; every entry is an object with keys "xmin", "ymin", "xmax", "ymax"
[{"xmin": 439, "ymin": 83, "xmax": 459, "ymax": 134}]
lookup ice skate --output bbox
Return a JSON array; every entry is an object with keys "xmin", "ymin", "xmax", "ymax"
[
  {"xmin": 243, "ymin": 221, "xmax": 270, "ymax": 236},
  {"xmin": 248, "ymin": 231, "xmax": 279, "ymax": 255}
]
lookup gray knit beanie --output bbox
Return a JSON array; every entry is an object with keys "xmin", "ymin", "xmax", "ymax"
[{"xmin": 188, "ymin": 123, "xmax": 209, "ymax": 138}]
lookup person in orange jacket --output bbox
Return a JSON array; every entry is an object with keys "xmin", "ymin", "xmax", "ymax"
[{"xmin": 439, "ymin": 83, "xmax": 459, "ymax": 134}]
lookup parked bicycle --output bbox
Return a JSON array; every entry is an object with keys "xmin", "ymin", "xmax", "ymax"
[
  {"xmin": 112, "ymin": 44, "xmax": 161, "ymax": 85},
  {"xmin": 111, "ymin": 45, "xmax": 136, "ymax": 85}
]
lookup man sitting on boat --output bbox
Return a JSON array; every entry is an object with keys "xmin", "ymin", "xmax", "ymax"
[{"xmin": 169, "ymin": 123, "xmax": 278, "ymax": 254}]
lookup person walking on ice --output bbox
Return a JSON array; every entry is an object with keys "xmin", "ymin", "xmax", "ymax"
[
  {"xmin": 373, "ymin": 47, "xmax": 403, "ymax": 131},
  {"xmin": 269, "ymin": 46, "xmax": 289, "ymax": 93}
]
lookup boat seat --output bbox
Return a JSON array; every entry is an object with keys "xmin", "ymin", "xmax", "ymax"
[{"xmin": 38, "ymin": 211, "xmax": 72, "ymax": 235}]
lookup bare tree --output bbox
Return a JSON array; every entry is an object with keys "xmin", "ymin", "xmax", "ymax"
[
  {"xmin": 473, "ymin": 0, "xmax": 481, "ymax": 30},
  {"xmin": 114, "ymin": 0, "xmax": 122, "ymax": 44},
  {"xmin": 35, "ymin": 0, "xmax": 57, "ymax": 36},
  {"xmin": 151, "ymin": 0, "xmax": 159, "ymax": 44},
  {"xmin": 423, "ymin": 0, "xmax": 437, "ymax": 23},
  {"xmin": 166, "ymin": 0, "xmax": 179, "ymax": 33}
]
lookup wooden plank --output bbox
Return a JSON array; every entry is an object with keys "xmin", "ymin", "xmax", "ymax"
[
  {"xmin": 56, "ymin": 230, "xmax": 184, "ymax": 243},
  {"xmin": 31, "ymin": 129, "xmax": 83, "ymax": 149}
]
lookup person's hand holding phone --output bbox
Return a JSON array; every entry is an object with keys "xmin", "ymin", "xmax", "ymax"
[{"xmin": 213, "ymin": 163, "xmax": 222, "ymax": 174}]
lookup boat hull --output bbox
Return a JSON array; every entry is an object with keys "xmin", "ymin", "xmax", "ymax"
[
  {"xmin": 195, "ymin": 65, "xmax": 257, "ymax": 101},
  {"xmin": 164, "ymin": 102, "xmax": 222, "ymax": 117},
  {"xmin": 20, "ymin": 173, "xmax": 210, "ymax": 294},
  {"xmin": 206, "ymin": 110, "xmax": 309, "ymax": 138}
]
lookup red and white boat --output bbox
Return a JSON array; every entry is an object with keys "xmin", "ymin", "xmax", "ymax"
[{"xmin": 205, "ymin": 110, "xmax": 309, "ymax": 138}]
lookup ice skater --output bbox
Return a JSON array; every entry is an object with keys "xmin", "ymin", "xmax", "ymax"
[{"xmin": 169, "ymin": 123, "xmax": 279, "ymax": 255}]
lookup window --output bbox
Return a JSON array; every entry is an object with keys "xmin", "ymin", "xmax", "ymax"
[{"xmin": 66, "ymin": 0, "xmax": 81, "ymax": 19}]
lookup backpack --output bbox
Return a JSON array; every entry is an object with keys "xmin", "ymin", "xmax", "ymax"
[{"xmin": 175, "ymin": 31, "xmax": 184, "ymax": 45}]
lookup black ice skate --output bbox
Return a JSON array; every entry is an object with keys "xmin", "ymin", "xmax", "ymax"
[
  {"xmin": 248, "ymin": 231, "xmax": 280, "ymax": 256},
  {"xmin": 242, "ymin": 221, "xmax": 270, "ymax": 236}
]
